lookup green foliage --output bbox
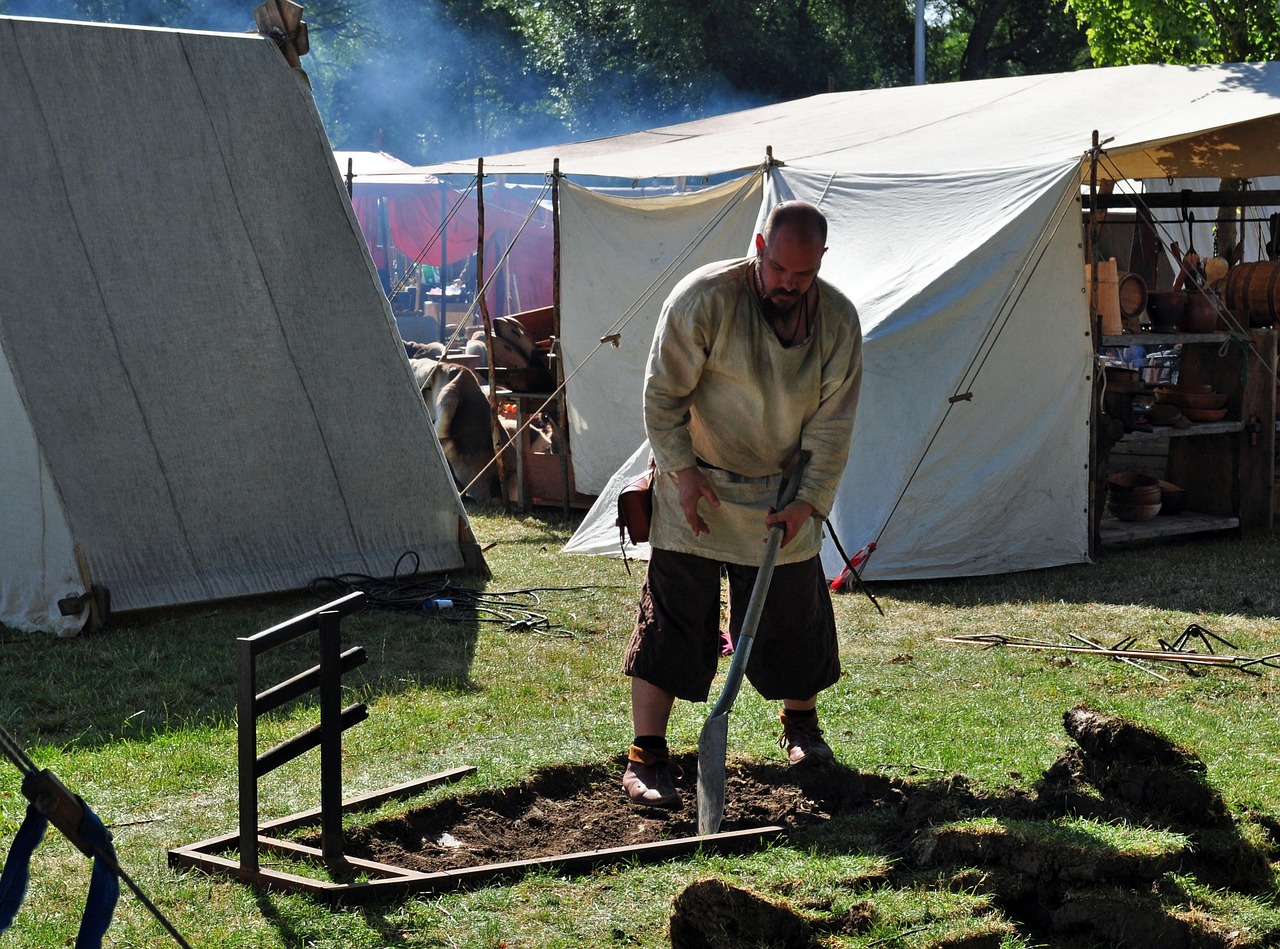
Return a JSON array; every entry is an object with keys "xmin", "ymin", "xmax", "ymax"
[
  {"xmin": 1063, "ymin": 0, "xmax": 1280, "ymax": 65},
  {"xmin": 931, "ymin": 0, "xmax": 1092, "ymax": 79}
]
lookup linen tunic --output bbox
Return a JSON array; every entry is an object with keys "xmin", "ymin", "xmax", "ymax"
[{"xmin": 644, "ymin": 256, "xmax": 862, "ymax": 566}]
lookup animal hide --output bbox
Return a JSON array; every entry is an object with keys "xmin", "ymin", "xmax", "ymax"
[{"xmin": 429, "ymin": 363, "xmax": 513, "ymax": 503}]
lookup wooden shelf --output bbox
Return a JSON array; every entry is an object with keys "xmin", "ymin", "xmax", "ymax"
[
  {"xmin": 1118, "ymin": 421, "xmax": 1243, "ymax": 441},
  {"xmin": 1101, "ymin": 332, "xmax": 1234, "ymax": 347},
  {"xmin": 1094, "ymin": 327, "xmax": 1277, "ymax": 551},
  {"xmin": 1099, "ymin": 512, "xmax": 1239, "ymax": 544}
]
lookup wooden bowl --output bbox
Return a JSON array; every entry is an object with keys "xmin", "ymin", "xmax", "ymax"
[
  {"xmin": 1147, "ymin": 403, "xmax": 1187, "ymax": 427},
  {"xmin": 1108, "ymin": 500, "xmax": 1162, "ymax": 521},
  {"xmin": 1181, "ymin": 407, "xmax": 1228, "ymax": 422},
  {"xmin": 1107, "ymin": 472, "xmax": 1161, "ymax": 505},
  {"xmin": 1154, "ymin": 388, "xmax": 1228, "ymax": 410}
]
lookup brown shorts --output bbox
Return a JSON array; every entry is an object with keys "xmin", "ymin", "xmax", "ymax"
[{"xmin": 622, "ymin": 547, "xmax": 840, "ymax": 702}]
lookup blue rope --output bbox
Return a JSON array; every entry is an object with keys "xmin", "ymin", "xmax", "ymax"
[
  {"xmin": 0, "ymin": 799, "xmax": 119, "ymax": 948},
  {"xmin": 0, "ymin": 804, "xmax": 47, "ymax": 933},
  {"xmin": 75, "ymin": 800, "xmax": 119, "ymax": 949}
]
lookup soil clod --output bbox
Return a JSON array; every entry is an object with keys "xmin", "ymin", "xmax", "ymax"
[{"xmin": 669, "ymin": 878, "xmax": 813, "ymax": 949}]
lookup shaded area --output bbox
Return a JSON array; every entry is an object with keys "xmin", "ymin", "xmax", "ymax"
[{"xmin": 331, "ymin": 704, "xmax": 1278, "ymax": 947}]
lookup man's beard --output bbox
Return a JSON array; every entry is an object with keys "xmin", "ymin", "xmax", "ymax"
[{"xmin": 761, "ymin": 289, "xmax": 800, "ymax": 321}]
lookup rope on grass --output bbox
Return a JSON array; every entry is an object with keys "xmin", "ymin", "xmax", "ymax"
[{"xmin": 308, "ymin": 551, "xmax": 614, "ymax": 637}]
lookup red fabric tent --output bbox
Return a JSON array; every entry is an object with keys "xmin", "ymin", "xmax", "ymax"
[{"xmin": 335, "ymin": 151, "xmax": 552, "ymax": 317}]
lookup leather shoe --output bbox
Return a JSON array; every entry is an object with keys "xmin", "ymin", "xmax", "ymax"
[
  {"xmin": 779, "ymin": 710, "xmax": 834, "ymax": 766},
  {"xmin": 622, "ymin": 744, "xmax": 680, "ymax": 807}
]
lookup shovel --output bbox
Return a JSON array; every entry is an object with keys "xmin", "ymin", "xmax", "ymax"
[{"xmin": 696, "ymin": 450, "xmax": 810, "ymax": 836}]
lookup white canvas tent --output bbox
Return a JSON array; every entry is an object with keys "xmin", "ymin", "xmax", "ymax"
[
  {"xmin": 417, "ymin": 62, "xmax": 1280, "ymax": 580},
  {"xmin": 0, "ymin": 16, "xmax": 478, "ymax": 635}
]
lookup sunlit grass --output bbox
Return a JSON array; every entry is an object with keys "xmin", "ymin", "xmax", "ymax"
[{"xmin": 1, "ymin": 508, "xmax": 1279, "ymax": 945}]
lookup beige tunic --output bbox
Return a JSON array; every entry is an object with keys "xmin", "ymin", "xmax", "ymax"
[{"xmin": 645, "ymin": 256, "xmax": 863, "ymax": 566}]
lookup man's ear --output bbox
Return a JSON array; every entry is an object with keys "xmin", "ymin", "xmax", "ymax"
[{"xmin": 755, "ymin": 233, "xmax": 765, "ymax": 253}]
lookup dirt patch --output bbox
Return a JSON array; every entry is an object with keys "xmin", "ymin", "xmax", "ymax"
[
  {"xmin": 310, "ymin": 706, "xmax": 1276, "ymax": 948},
  {"xmin": 338, "ymin": 755, "xmax": 815, "ymax": 874}
]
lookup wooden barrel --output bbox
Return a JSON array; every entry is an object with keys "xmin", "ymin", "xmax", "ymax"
[
  {"xmin": 1224, "ymin": 261, "xmax": 1280, "ymax": 323},
  {"xmin": 1117, "ymin": 272, "xmax": 1147, "ymax": 318}
]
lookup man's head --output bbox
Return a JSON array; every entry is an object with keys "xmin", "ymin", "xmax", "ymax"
[{"xmin": 754, "ymin": 201, "xmax": 828, "ymax": 314}]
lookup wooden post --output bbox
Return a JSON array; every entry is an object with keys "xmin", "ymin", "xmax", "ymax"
[
  {"xmin": 253, "ymin": 1, "xmax": 308, "ymax": 69},
  {"xmin": 1087, "ymin": 130, "xmax": 1100, "ymax": 343},
  {"xmin": 552, "ymin": 158, "xmax": 570, "ymax": 514},
  {"xmin": 236, "ymin": 638, "xmax": 259, "ymax": 873},
  {"xmin": 476, "ymin": 160, "xmax": 511, "ymax": 506},
  {"xmin": 439, "ymin": 182, "xmax": 448, "ymax": 343},
  {"xmin": 1086, "ymin": 131, "xmax": 1100, "ymax": 559},
  {"xmin": 318, "ymin": 610, "xmax": 344, "ymax": 862}
]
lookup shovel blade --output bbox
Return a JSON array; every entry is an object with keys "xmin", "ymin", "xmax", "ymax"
[{"xmin": 696, "ymin": 711, "xmax": 730, "ymax": 836}]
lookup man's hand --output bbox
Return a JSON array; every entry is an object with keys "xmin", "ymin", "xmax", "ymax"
[
  {"xmin": 765, "ymin": 499, "xmax": 815, "ymax": 548},
  {"xmin": 676, "ymin": 467, "xmax": 719, "ymax": 536}
]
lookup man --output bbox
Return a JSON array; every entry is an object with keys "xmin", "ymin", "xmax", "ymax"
[{"xmin": 621, "ymin": 199, "xmax": 863, "ymax": 807}]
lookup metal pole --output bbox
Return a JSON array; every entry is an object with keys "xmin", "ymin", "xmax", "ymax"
[{"xmin": 914, "ymin": 0, "xmax": 925, "ymax": 85}]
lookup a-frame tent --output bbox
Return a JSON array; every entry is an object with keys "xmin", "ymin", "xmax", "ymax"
[
  {"xmin": 414, "ymin": 63, "xmax": 1280, "ymax": 580},
  {"xmin": 0, "ymin": 16, "xmax": 480, "ymax": 634}
]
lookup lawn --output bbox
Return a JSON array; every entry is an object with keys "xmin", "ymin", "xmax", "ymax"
[{"xmin": 2, "ymin": 507, "xmax": 1280, "ymax": 948}]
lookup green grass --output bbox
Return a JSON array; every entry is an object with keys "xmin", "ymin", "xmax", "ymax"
[{"xmin": 3, "ymin": 510, "xmax": 1280, "ymax": 946}]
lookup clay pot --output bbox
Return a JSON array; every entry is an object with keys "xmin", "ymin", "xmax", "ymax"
[
  {"xmin": 1178, "ymin": 290, "xmax": 1220, "ymax": 333},
  {"xmin": 1107, "ymin": 471, "xmax": 1162, "ymax": 506},
  {"xmin": 1157, "ymin": 480, "xmax": 1186, "ymax": 515},
  {"xmin": 1146, "ymin": 291, "xmax": 1187, "ymax": 332}
]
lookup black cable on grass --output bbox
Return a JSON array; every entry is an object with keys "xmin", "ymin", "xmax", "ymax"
[{"xmin": 308, "ymin": 552, "xmax": 609, "ymax": 637}]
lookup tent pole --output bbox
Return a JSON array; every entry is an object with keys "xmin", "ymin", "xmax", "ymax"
[
  {"xmin": 1086, "ymin": 130, "xmax": 1102, "ymax": 560},
  {"xmin": 476, "ymin": 158, "xmax": 512, "ymax": 509},
  {"xmin": 552, "ymin": 158, "xmax": 570, "ymax": 515},
  {"xmin": 439, "ymin": 182, "xmax": 448, "ymax": 343},
  {"xmin": 1086, "ymin": 129, "xmax": 1099, "ymax": 341}
]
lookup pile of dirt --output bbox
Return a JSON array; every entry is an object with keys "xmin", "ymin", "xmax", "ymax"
[{"xmin": 316, "ymin": 705, "xmax": 1277, "ymax": 948}]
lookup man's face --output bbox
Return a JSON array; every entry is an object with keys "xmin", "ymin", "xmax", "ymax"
[{"xmin": 757, "ymin": 226, "xmax": 826, "ymax": 314}]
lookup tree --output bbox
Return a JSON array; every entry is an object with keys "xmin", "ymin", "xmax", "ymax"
[
  {"xmin": 929, "ymin": 0, "xmax": 1091, "ymax": 81},
  {"xmin": 1063, "ymin": 0, "xmax": 1280, "ymax": 259},
  {"xmin": 486, "ymin": 0, "xmax": 916, "ymax": 141},
  {"xmin": 1062, "ymin": 0, "xmax": 1280, "ymax": 65}
]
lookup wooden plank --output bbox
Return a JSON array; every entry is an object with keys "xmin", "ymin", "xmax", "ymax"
[
  {"xmin": 1099, "ymin": 512, "xmax": 1238, "ymax": 543},
  {"xmin": 319, "ymin": 825, "xmax": 787, "ymax": 904},
  {"xmin": 257, "ymin": 836, "xmax": 419, "ymax": 880},
  {"xmin": 1239, "ymin": 328, "xmax": 1277, "ymax": 531},
  {"xmin": 1118, "ymin": 421, "xmax": 1242, "ymax": 441},
  {"xmin": 259, "ymin": 767, "xmax": 477, "ymax": 834},
  {"xmin": 170, "ymin": 820, "xmax": 785, "ymax": 905}
]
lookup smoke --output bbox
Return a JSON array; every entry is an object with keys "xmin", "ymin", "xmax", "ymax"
[{"xmin": 0, "ymin": 0, "xmax": 768, "ymax": 165}]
